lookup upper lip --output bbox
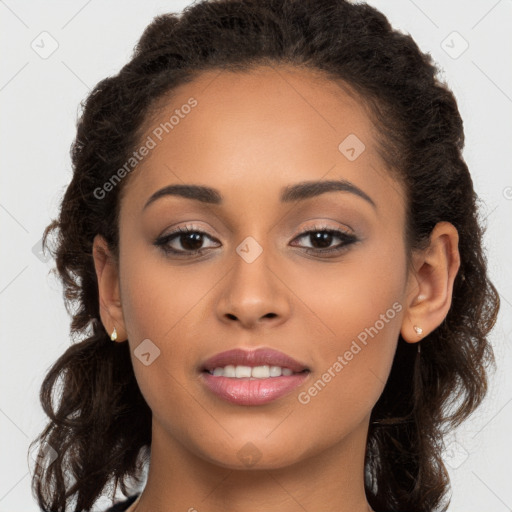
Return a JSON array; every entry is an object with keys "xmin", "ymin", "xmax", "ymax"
[{"xmin": 200, "ymin": 347, "xmax": 310, "ymax": 373}]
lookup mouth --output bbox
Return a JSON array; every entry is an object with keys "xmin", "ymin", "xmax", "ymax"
[
  {"xmin": 199, "ymin": 347, "xmax": 310, "ymax": 405},
  {"xmin": 200, "ymin": 347, "xmax": 310, "ymax": 376},
  {"xmin": 203, "ymin": 365, "xmax": 309, "ymax": 378}
]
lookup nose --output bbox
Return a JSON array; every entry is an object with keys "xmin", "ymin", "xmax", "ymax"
[{"xmin": 215, "ymin": 243, "xmax": 291, "ymax": 330}]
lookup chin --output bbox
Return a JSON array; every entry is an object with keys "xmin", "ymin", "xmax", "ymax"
[{"xmin": 192, "ymin": 431, "xmax": 321, "ymax": 472}]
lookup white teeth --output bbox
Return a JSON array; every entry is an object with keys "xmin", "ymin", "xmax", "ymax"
[
  {"xmin": 252, "ymin": 365, "xmax": 270, "ymax": 378},
  {"xmin": 209, "ymin": 364, "xmax": 296, "ymax": 378},
  {"xmin": 235, "ymin": 365, "xmax": 252, "ymax": 378},
  {"xmin": 269, "ymin": 365, "xmax": 281, "ymax": 377},
  {"xmin": 223, "ymin": 365, "xmax": 236, "ymax": 377}
]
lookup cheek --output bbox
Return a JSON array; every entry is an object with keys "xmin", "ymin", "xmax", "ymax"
[
  {"xmin": 118, "ymin": 254, "xmax": 203, "ymax": 425},
  {"xmin": 292, "ymin": 241, "xmax": 406, "ymax": 417},
  {"xmin": 118, "ymin": 244, "xmax": 231, "ymax": 399},
  {"xmin": 292, "ymin": 234, "xmax": 405, "ymax": 342},
  {"xmin": 119, "ymin": 240, "xmax": 216, "ymax": 342}
]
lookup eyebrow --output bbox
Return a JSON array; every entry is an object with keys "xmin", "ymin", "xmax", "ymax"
[{"xmin": 143, "ymin": 179, "xmax": 376, "ymax": 211}]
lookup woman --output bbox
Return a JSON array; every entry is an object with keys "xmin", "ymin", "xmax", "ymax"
[{"xmin": 30, "ymin": 0, "xmax": 499, "ymax": 511}]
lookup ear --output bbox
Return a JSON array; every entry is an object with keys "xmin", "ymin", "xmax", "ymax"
[
  {"xmin": 92, "ymin": 234, "xmax": 127, "ymax": 342},
  {"xmin": 401, "ymin": 221, "xmax": 461, "ymax": 343}
]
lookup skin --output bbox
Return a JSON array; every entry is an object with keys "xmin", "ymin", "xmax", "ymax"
[{"xmin": 93, "ymin": 64, "xmax": 460, "ymax": 512}]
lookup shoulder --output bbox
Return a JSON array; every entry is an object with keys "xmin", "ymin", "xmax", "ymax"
[{"xmin": 102, "ymin": 494, "xmax": 140, "ymax": 512}]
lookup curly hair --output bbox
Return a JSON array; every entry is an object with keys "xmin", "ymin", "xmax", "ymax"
[{"xmin": 30, "ymin": 1, "xmax": 500, "ymax": 511}]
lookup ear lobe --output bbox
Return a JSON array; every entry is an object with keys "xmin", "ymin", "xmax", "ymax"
[
  {"xmin": 401, "ymin": 221, "xmax": 460, "ymax": 343},
  {"xmin": 92, "ymin": 234, "xmax": 127, "ymax": 342}
]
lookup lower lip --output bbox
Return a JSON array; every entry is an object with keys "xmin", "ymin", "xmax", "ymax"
[{"xmin": 200, "ymin": 371, "xmax": 310, "ymax": 405}]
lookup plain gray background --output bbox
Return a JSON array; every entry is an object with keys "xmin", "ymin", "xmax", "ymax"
[{"xmin": 1, "ymin": 1, "xmax": 511, "ymax": 511}]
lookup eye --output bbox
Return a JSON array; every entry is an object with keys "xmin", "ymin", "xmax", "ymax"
[
  {"xmin": 154, "ymin": 223, "xmax": 358, "ymax": 258},
  {"xmin": 154, "ymin": 225, "xmax": 220, "ymax": 256},
  {"xmin": 290, "ymin": 224, "xmax": 358, "ymax": 256}
]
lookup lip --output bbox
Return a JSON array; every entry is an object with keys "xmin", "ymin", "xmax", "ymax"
[
  {"xmin": 199, "ymin": 347, "xmax": 311, "ymax": 406},
  {"xmin": 200, "ymin": 347, "xmax": 310, "ymax": 373},
  {"xmin": 200, "ymin": 372, "xmax": 309, "ymax": 405}
]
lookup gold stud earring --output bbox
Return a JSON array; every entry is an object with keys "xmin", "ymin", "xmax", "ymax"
[
  {"xmin": 413, "ymin": 325, "xmax": 423, "ymax": 335},
  {"xmin": 110, "ymin": 327, "xmax": 118, "ymax": 341}
]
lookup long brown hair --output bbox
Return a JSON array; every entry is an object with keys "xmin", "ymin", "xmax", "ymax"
[{"xmin": 30, "ymin": 1, "xmax": 499, "ymax": 510}]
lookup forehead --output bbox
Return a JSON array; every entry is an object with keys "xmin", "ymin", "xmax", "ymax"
[{"xmin": 122, "ymin": 65, "xmax": 403, "ymax": 219}]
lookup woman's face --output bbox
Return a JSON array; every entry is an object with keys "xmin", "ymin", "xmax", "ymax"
[{"xmin": 115, "ymin": 65, "xmax": 417, "ymax": 469}]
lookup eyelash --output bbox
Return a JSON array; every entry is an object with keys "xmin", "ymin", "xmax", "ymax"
[{"xmin": 153, "ymin": 224, "xmax": 358, "ymax": 258}]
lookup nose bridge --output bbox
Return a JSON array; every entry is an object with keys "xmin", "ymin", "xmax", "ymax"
[{"xmin": 215, "ymin": 230, "xmax": 291, "ymax": 326}]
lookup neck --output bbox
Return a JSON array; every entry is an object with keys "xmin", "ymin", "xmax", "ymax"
[{"xmin": 132, "ymin": 417, "xmax": 374, "ymax": 512}]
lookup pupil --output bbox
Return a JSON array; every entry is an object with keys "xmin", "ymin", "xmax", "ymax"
[
  {"xmin": 182, "ymin": 233, "xmax": 203, "ymax": 250},
  {"xmin": 311, "ymin": 232, "xmax": 332, "ymax": 248}
]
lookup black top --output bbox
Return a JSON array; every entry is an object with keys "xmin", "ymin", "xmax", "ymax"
[{"xmin": 103, "ymin": 494, "xmax": 140, "ymax": 511}]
